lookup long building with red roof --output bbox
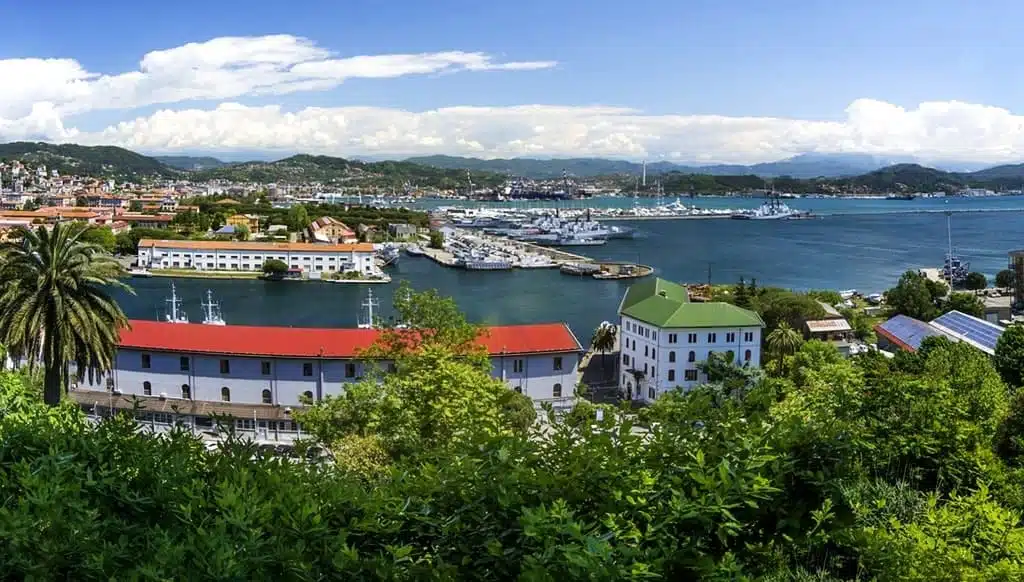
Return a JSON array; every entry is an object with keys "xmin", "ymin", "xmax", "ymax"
[{"xmin": 72, "ymin": 319, "xmax": 583, "ymax": 438}]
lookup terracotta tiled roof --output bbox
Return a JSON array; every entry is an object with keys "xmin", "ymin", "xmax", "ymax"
[
  {"xmin": 118, "ymin": 319, "xmax": 583, "ymax": 358},
  {"xmin": 137, "ymin": 239, "xmax": 375, "ymax": 253}
]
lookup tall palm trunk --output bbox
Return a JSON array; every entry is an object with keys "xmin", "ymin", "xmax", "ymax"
[{"xmin": 42, "ymin": 332, "xmax": 64, "ymax": 406}]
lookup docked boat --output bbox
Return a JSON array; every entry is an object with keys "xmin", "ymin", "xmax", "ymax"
[
  {"xmin": 560, "ymin": 262, "xmax": 601, "ymax": 276},
  {"xmin": 129, "ymin": 267, "xmax": 152, "ymax": 278},
  {"xmin": 164, "ymin": 283, "xmax": 188, "ymax": 324},
  {"xmin": 406, "ymin": 245, "xmax": 425, "ymax": 256},
  {"xmin": 545, "ymin": 234, "xmax": 607, "ymax": 247},
  {"xmin": 464, "ymin": 259, "xmax": 513, "ymax": 270},
  {"xmin": 731, "ymin": 194, "xmax": 801, "ymax": 220},
  {"xmin": 941, "ymin": 208, "xmax": 969, "ymax": 286},
  {"xmin": 201, "ymin": 290, "xmax": 226, "ymax": 326},
  {"xmin": 886, "ymin": 193, "xmax": 917, "ymax": 200},
  {"xmin": 377, "ymin": 244, "xmax": 400, "ymax": 267}
]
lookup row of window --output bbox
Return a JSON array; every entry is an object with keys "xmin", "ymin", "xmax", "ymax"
[
  {"xmin": 624, "ymin": 349, "xmax": 753, "ymax": 366},
  {"xmin": 626, "ymin": 324, "xmax": 757, "ymax": 348},
  {"xmin": 510, "ymin": 357, "xmax": 563, "ymax": 373},
  {"xmin": 626, "ymin": 320, "xmax": 658, "ymax": 341},
  {"xmin": 141, "ymin": 381, "xmax": 315, "ymax": 404},
  {"xmin": 513, "ymin": 383, "xmax": 563, "ymax": 397},
  {"xmin": 141, "ymin": 354, "xmax": 358, "ymax": 378}
]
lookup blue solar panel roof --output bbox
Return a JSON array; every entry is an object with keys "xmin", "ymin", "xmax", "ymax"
[
  {"xmin": 876, "ymin": 315, "xmax": 950, "ymax": 351},
  {"xmin": 930, "ymin": 310, "xmax": 1004, "ymax": 354}
]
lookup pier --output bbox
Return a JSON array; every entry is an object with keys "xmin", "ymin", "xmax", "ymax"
[{"xmin": 416, "ymin": 227, "xmax": 596, "ymax": 270}]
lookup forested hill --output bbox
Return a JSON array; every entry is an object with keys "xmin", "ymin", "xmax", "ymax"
[{"xmin": 2, "ymin": 142, "xmax": 1024, "ymax": 193}]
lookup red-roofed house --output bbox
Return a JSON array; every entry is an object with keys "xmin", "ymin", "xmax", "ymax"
[{"xmin": 72, "ymin": 319, "xmax": 582, "ymax": 437}]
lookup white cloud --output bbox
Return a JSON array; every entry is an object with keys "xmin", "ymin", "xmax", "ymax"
[
  {"xmin": 4, "ymin": 35, "xmax": 1024, "ymax": 164},
  {"xmin": 0, "ymin": 34, "xmax": 554, "ymax": 123},
  {"xmin": 61, "ymin": 99, "xmax": 1024, "ymax": 164}
]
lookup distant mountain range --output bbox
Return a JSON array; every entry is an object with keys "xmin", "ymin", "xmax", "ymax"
[
  {"xmin": 2, "ymin": 142, "xmax": 1024, "ymax": 194},
  {"xmin": 404, "ymin": 153, "xmax": 918, "ymax": 179},
  {"xmin": 153, "ymin": 155, "xmax": 230, "ymax": 171}
]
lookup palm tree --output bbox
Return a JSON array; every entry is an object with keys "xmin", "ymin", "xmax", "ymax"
[
  {"xmin": 766, "ymin": 321, "xmax": 802, "ymax": 375},
  {"xmin": 0, "ymin": 223, "xmax": 131, "ymax": 406},
  {"xmin": 590, "ymin": 321, "xmax": 617, "ymax": 379}
]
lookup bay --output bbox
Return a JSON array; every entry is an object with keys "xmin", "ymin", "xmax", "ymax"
[{"xmin": 112, "ymin": 196, "xmax": 1024, "ymax": 341}]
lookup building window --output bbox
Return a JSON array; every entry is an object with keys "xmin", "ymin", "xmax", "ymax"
[
  {"xmin": 220, "ymin": 359, "xmax": 230, "ymax": 374},
  {"xmin": 744, "ymin": 349, "xmax": 752, "ymax": 362},
  {"xmin": 644, "ymin": 363, "xmax": 648, "ymax": 374},
  {"xmin": 652, "ymin": 349, "xmax": 656, "ymax": 359},
  {"xmin": 221, "ymin": 387, "xmax": 230, "ymax": 402},
  {"xmin": 687, "ymin": 333, "xmax": 697, "ymax": 343},
  {"xmin": 726, "ymin": 332, "xmax": 736, "ymax": 343},
  {"xmin": 668, "ymin": 351, "xmax": 676, "ymax": 363},
  {"xmin": 622, "ymin": 353, "xmax": 630, "ymax": 366},
  {"xmin": 303, "ymin": 362, "xmax": 314, "ymax": 377},
  {"xmin": 649, "ymin": 387, "xmax": 655, "ymax": 400},
  {"xmin": 261, "ymin": 389, "xmax": 272, "ymax": 404},
  {"xmin": 143, "ymin": 381, "xmax": 152, "ymax": 396},
  {"xmin": 513, "ymin": 359, "xmax": 524, "ymax": 373},
  {"xmin": 553, "ymin": 383, "xmax": 562, "ymax": 398},
  {"xmin": 744, "ymin": 331, "xmax": 754, "ymax": 342},
  {"xmin": 345, "ymin": 363, "xmax": 356, "ymax": 378},
  {"xmin": 644, "ymin": 346, "xmax": 649, "ymax": 357},
  {"xmin": 708, "ymin": 333, "xmax": 717, "ymax": 343},
  {"xmin": 302, "ymin": 390, "xmax": 314, "ymax": 402},
  {"xmin": 515, "ymin": 385, "xmax": 522, "ymax": 393},
  {"xmin": 652, "ymin": 332, "xmax": 657, "ymax": 341},
  {"xmin": 685, "ymin": 370, "xmax": 698, "ymax": 382},
  {"xmin": 668, "ymin": 333, "xmax": 677, "ymax": 344},
  {"xmin": 553, "ymin": 356, "xmax": 563, "ymax": 371},
  {"xmin": 179, "ymin": 356, "xmax": 189, "ymax": 372},
  {"xmin": 668, "ymin": 370, "xmax": 675, "ymax": 382},
  {"xmin": 181, "ymin": 384, "xmax": 191, "ymax": 399},
  {"xmin": 688, "ymin": 351, "xmax": 696, "ymax": 362},
  {"xmin": 141, "ymin": 353, "xmax": 151, "ymax": 369},
  {"xmin": 261, "ymin": 361, "xmax": 271, "ymax": 375}
]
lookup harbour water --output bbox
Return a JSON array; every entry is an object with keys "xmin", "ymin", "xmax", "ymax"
[{"xmin": 112, "ymin": 196, "xmax": 1024, "ymax": 340}]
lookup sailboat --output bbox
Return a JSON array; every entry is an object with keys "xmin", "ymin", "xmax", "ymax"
[
  {"xmin": 164, "ymin": 283, "xmax": 188, "ymax": 324},
  {"xmin": 201, "ymin": 290, "xmax": 226, "ymax": 326}
]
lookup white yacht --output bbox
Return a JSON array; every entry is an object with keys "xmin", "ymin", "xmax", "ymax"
[
  {"xmin": 201, "ymin": 290, "xmax": 226, "ymax": 326},
  {"xmin": 164, "ymin": 283, "xmax": 189, "ymax": 324}
]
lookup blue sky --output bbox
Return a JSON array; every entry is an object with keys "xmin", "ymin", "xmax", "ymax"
[{"xmin": 2, "ymin": 0, "xmax": 1023, "ymax": 162}]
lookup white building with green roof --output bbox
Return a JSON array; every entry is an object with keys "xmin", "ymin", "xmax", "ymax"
[{"xmin": 617, "ymin": 278, "xmax": 765, "ymax": 402}]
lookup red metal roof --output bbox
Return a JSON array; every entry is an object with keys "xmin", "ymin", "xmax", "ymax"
[{"xmin": 119, "ymin": 320, "xmax": 582, "ymax": 358}]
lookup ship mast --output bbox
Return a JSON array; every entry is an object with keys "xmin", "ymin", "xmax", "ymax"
[
  {"xmin": 946, "ymin": 202, "xmax": 954, "ymax": 286},
  {"xmin": 166, "ymin": 283, "xmax": 186, "ymax": 323}
]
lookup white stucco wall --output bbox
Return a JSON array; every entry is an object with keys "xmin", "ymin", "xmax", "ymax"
[
  {"xmin": 617, "ymin": 315, "xmax": 762, "ymax": 404},
  {"xmin": 82, "ymin": 348, "xmax": 580, "ymax": 408}
]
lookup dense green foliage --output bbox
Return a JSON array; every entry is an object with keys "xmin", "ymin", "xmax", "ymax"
[
  {"xmin": 0, "ymin": 223, "xmax": 130, "ymax": 405},
  {"xmin": 0, "ymin": 141, "xmax": 177, "ymax": 178},
  {"xmin": 995, "ymin": 324, "xmax": 1024, "ymax": 389},
  {"xmin": 190, "ymin": 154, "xmax": 506, "ymax": 189},
  {"xmin": 997, "ymin": 269, "xmax": 1017, "ymax": 290},
  {"xmin": 262, "ymin": 259, "xmax": 288, "ymax": 276},
  {"xmin": 78, "ymin": 225, "xmax": 117, "ymax": 253},
  {"xmin": 2, "ymin": 314, "xmax": 1024, "ymax": 578},
  {"xmin": 965, "ymin": 271, "xmax": 988, "ymax": 290}
]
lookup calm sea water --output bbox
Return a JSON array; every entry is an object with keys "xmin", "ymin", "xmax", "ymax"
[{"xmin": 112, "ymin": 196, "xmax": 1024, "ymax": 340}]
